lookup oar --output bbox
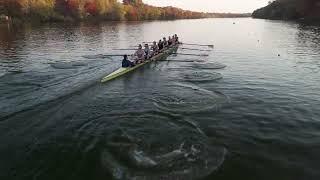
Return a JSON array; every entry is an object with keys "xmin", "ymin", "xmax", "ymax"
[
  {"xmin": 142, "ymin": 41, "xmax": 153, "ymax": 44},
  {"xmin": 129, "ymin": 44, "xmax": 152, "ymax": 48},
  {"xmin": 161, "ymin": 60, "xmax": 205, "ymax": 62},
  {"xmin": 83, "ymin": 54, "xmax": 127, "ymax": 59},
  {"xmin": 103, "ymin": 54, "xmax": 127, "ymax": 57},
  {"xmin": 113, "ymin": 48, "xmax": 136, "ymax": 50},
  {"xmin": 172, "ymin": 53, "xmax": 209, "ymax": 57},
  {"xmin": 181, "ymin": 47, "xmax": 212, "ymax": 52},
  {"xmin": 183, "ymin": 43, "xmax": 214, "ymax": 48}
]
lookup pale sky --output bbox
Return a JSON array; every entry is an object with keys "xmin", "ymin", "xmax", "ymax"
[{"xmin": 143, "ymin": 0, "xmax": 269, "ymax": 13}]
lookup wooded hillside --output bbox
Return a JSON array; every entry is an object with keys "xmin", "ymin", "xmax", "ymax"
[{"xmin": 252, "ymin": 0, "xmax": 320, "ymax": 21}]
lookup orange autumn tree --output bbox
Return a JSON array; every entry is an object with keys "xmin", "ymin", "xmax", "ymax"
[
  {"xmin": 84, "ymin": 0, "xmax": 97, "ymax": 15},
  {"xmin": 0, "ymin": 0, "xmax": 231, "ymax": 21}
]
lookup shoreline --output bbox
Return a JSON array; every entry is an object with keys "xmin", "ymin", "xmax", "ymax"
[
  {"xmin": 251, "ymin": 0, "xmax": 320, "ymax": 25},
  {"xmin": 252, "ymin": 16, "xmax": 320, "ymax": 26},
  {"xmin": 0, "ymin": 15, "xmax": 252, "ymax": 25}
]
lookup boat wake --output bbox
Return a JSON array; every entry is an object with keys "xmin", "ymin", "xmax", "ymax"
[
  {"xmin": 50, "ymin": 61, "xmax": 88, "ymax": 69},
  {"xmin": 83, "ymin": 54, "xmax": 114, "ymax": 60},
  {"xmin": 151, "ymin": 82, "xmax": 228, "ymax": 114},
  {"xmin": 191, "ymin": 62, "xmax": 227, "ymax": 69},
  {"xmin": 0, "ymin": 58, "xmax": 115, "ymax": 119},
  {"xmin": 0, "ymin": 70, "xmax": 7, "ymax": 78},
  {"xmin": 183, "ymin": 71, "xmax": 223, "ymax": 82},
  {"xmin": 100, "ymin": 130, "xmax": 226, "ymax": 180}
]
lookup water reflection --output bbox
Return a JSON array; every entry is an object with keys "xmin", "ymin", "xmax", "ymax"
[
  {"xmin": 0, "ymin": 23, "xmax": 27, "ymax": 73},
  {"xmin": 296, "ymin": 24, "xmax": 320, "ymax": 53},
  {"xmin": 294, "ymin": 24, "xmax": 320, "ymax": 73}
]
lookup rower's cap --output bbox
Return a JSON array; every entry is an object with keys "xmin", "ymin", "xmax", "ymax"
[{"xmin": 138, "ymin": 44, "xmax": 142, "ymax": 48}]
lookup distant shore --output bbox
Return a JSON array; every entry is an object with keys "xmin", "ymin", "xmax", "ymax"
[
  {"xmin": 252, "ymin": 0, "xmax": 320, "ymax": 24},
  {"xmin": 0, "ymin": 13, "xmax": 252, "ymax": 25},
  {"xmin": 1, "ymin": 0, "xmax": 250, "ymax": 24}
]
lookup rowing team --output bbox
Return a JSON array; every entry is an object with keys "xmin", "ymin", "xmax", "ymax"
[{"xmin": 122, "ymin": 34, "xmax": 179, "ymax": 68}]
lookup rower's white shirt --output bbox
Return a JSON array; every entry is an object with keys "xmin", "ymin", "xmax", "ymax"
[
  {"xmin": 144, "ymin": 47, "xmax": 150, "ymax": 54},
  {"xmin": 134, "ymin": 49, "xmax": 145, "ymax": 58},
  {"xmin": 128, "ymin": 55, "xmax": 135, "ymax": 62}
]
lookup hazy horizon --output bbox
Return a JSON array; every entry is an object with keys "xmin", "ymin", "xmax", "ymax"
[{"xmin": 143, "ymin": 0, "xmax": 269, "ymax": 13}]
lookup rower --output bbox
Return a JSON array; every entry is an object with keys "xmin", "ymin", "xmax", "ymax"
[
  {"xmin": 174, "ymin": 34, "xmax": 179, "ymax": 43},
  {"xmin": 122, "ymin": 55, "xmax": 134, "ymax": 67},
  {"xmin": 168, "ymin": 36, "xmax": 173, "ymax": 46},
  {"xmin": 151, "ymin": 41, "xmax": 159, "ymax": 55},
  {"xmin": 144, "ymin": 44, "xmax": 151, "ymax": 59},
  {"xmin": 171, "ymin": 35, "xmax": 176, "ymax": 45},
  {"xmin": 134, "ymin": 44, "xmax": 145, "ymax": 63},
  {"xmin": 163, "ymin": 37, "xmax": 168, "ymax": 48},
  {"xmin": 158, "ymin": 39, "xmax": 164, "ymax": 51}
]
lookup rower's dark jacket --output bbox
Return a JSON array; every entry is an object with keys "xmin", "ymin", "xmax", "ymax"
[
  {"xmin": 122, "ymin": 59, "xmax": 133, "ymax": 68},
  {"xmin": 158, "ymin": 42, "xmax": 163, "ymax": 50}
]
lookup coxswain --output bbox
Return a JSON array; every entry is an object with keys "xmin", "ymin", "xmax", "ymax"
[
  {"xmin": 144, "ymin": 44, "xmax": 151, "ymax": 59},
  {"xmin": 134, "ymin": 44, "xmax": 145, "ymax": 63},
  {"xmin": 122, "ymin": 55, "xmax": 134, "ymax": 67}
]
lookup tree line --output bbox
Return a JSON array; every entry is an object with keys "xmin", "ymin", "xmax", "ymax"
[
  {"xmin": 0, "ymin": 0, "xmax": 250, "ymax": 22},
  {"xmin": 252, "ymin": 0, "xmax": 320, "ymax": 20}
]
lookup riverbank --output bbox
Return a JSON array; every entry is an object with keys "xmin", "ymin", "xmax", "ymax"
[
  {"xmin": 1, "ymin": 0, "xmax": 250, "ymax": 24},
  {"xmin": 252, "ymin": 0, "xmax": 320, "ymax": 24},
  {"xmin": 1, "ymin": 13, "xmax": 251, "ymax": 25}
]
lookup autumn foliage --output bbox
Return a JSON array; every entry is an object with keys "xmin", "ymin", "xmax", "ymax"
[{"xmin": 0, "ymin": 0, "xmax": 249, "ymax": 22}]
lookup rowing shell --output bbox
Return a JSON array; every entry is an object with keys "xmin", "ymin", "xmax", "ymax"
[{"xmin": 101, "ymin": 44, "xmax": 179, "ymax": 83}]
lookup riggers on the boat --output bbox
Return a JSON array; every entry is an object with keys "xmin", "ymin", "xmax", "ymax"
[{"xmin": 101, "ymin": 44, "xmax": 179, "ymax": 83}]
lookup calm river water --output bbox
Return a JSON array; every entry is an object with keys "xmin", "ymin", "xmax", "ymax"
[{"xmin": 0, "ymin": 18, "xmax": 320, "ymax": 180}]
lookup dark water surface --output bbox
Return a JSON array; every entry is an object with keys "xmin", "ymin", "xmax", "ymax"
[{"xmin": 0, "ymin": 18, "xmax": 320, "ymax": 180}]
